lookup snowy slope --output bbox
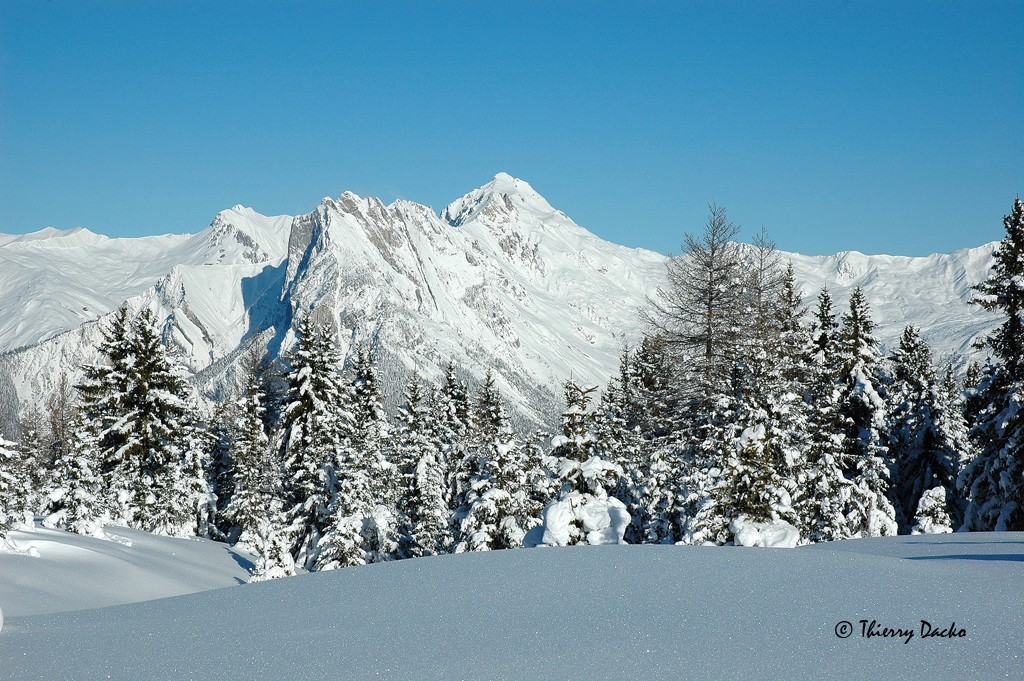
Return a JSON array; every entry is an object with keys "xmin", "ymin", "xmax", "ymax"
[
  {"xmin": 0, "ymin": 531, "xmax": 1020, "ymax": 680},
  {"xmin": 0, "ymin": 523, "xmax": 255, "ymax": 618},
  {"xmin": 0, "ymin": 174, "xmax": 1000, "ymax": 426}
]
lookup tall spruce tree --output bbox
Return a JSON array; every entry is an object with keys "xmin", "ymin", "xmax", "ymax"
[
  {"xmin": 224, "ymin": 350, "xmax": 281, "ymax": 550},
  {"xmin": 76, "ymin": 306, "xmax": 196, "ymax": 534},
  {"xmin": 887, "ymin": 326, "xmax": 964, "ymax": 533},
  {"xmin": 395, "ymin": 374, "xmax": 448, "ymax": 557},
  {"xmin": 0, "ymin": 434, "xmax": 26, "ymax": 539},
  {"xmin": 835, "ymin": 288, "xmax": 897, "ymax": 537},
  {"xmin": 278, "ymin": 316, "xmax": 349, "ymax": 568},
  {"xmin": 797, "ymin": 287, "xmax": 856, "ymax": 541},
  {"xmin": 959, "ymin": 197, "xmax": 1024, "ymax": 531},
  {"xmin": 454, "ymin": 376, "xmax": 529, "ymax": 552}
]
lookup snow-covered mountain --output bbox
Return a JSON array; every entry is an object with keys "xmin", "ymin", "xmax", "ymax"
[{"xmin": 0, "ymin": 173, "xmax": 1000, "ymax": 427}]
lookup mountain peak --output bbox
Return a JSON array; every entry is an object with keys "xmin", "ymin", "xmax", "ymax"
[{"xmin": 442, "ymin": 173, "xmax": 556, "ymax": 227}]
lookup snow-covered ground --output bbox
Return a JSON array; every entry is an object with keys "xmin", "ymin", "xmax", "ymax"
[
  {"xmin": 1, "ymin": 526, "xmax": 1020, "ymax": 679},
  {"xmin": 0, "ymin": 524, "xmax": 254, "ymax": 618}
]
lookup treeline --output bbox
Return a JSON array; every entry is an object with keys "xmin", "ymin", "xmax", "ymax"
[{"xmin": 2, "ymin": 199, "xmax": 1023, "ymax": 570}]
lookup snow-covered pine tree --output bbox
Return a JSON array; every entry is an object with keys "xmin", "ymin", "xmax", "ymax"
[
  {"xmin": 46, "ymin": 372, "xmax": 77, "ymax": 485},
  {"xmin": 277, "ymin": 316, "xmax": 349, "ymax": 569},
  {"xmin": 224, "ymin": 349, "xmax": 281, "ymax": 551},
  {"xmin": 436, "ymin": 362, "xmax": 474, "ymax": 546},
  {"xmin": 959, "ymin": 197, "xmax": 1024, "ymax": 531},
  {"xmin": 14, "ymin": 408, "xmax": 48, "ymax": 518},
  {"xmin": 123, "ymin": 308, "xmax": 196, "ymax": 535},
  {"xmin": 797, "ymin": 287, "xmax": 856, "ymax": 542},
  {"xmin": 76, "ymin": 304, "xmax": 135, "ymax": 521},
  {"xmin": 534, "ymin": 380, "xmax": 629, "ymax": 547},
  {"xmin": 45, "ymin": 411, "xmax": 106, "ymax": 537},
  {"xmin": 205, "ymin": 398, "xmax": 236, "ymax": 541},
  {"xmin": 0, "ymin": 434, "xmax": 28, "ymax": 540},
  {"xmin": 887, "ymin": 326, "xmax": 964, "ymax": 533},
  {"xmin": 339, "ymin": 342, "xmax": 397, "ymax": 564},
  {"xmin": 453, "ymin": 374, "xmax": 530, "ymax": 552},
  {"xmin": 395, "ymin": 374, "xmax": 448, "ymax": 558},
  {"xmin": 625, "ymin": 336, "xmax": 687, "ymax": 544},
  {"xmin": 835, "ymin": 288, "xmax": 897, "ymax": 537},
  {"xmin": 595, "ymin": 349, "xmax": 647, "ymax": 543},
  {"xmin": 711, "ymin": 251, "xmax": 805, "ymax": 545}
]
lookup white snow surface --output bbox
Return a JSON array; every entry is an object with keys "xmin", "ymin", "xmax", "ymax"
[
  {"xmin": 0, "ymin": 530, "xmax": 1020, "ymax": 679},
  {"xmin": 0, "ymin": 523, "xmax": 255, "ymax": 618},
  {"xmin": 0, "ymin": 173, "xmax": 1000, "ymax": 424}
]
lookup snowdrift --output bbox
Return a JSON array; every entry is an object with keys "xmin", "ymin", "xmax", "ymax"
[{"xmin": 1, "ymin": 530, "xmax": 1021, "ymax": 680}]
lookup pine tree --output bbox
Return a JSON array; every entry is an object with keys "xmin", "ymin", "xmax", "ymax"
[
  {"xmin": 277, "ymin": 316, "xmax": 349, "ymax": 569},
  {"xmin": 797, "ymin": 287, "xmax": 856, "ymax": 542},
  {"xmin": 395, "ymin": 374, "xmax": 448, "ymax": 558},
  {"xmin": 437, "ymin": 363, "xmax": 473, "ymax": 545},
  {"xmin": 46, "ymin": 413, "xmax": 106, "ymax": 536},
  {"xmin": 224, "ymin": 351, "xmax": 281, "ymax": 550},
  {"xmin": 15, "ymin": 408, "xmax": 48, "ymax": 517},
  {"xmin": 337, "ymin": 343, "xmax": 397, "ymax": 565},
  {"xmin": 835, "ymin": 288, "xmax": 897, "ymax": 537},
  {"xmin": 0, "ymin": 434, "xmax": 28, "ymax": 539},
  {"xmin": 206, "ymin": 398, "xmax": 236, "ymax": 541},
  {"xmin": 454, "ymin": 376, "xmax": 529, "ymax": 552},
  {"xmin": 535, "ymin": 380, "xmax": 629, "ymax": 547},
  {"xmin": 959, "ymin": 197, "xmax": 1024, "ymax": 531},
  {"xmin": 887, "ymin": 327, "xmax": 964, "ymax": 533},
  {"xmin": 76, "ymin": 306, "xmax": 196, "ymax": 534},
  {"xmin": 124, "ymin": 309, "xmax": 195, "ymax": 535},
  {"xmin": 77, "ymin": 305, "xmax": 135, "ymax": 520}
]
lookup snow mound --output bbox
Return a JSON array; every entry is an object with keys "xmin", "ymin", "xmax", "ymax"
[
  {"xmin": 0, "ymin": 521, "xmax": 256, "ymax": 617},
  {"xmin": 729, "ymin": 516, "xmax": 801, "ymax": 548}
]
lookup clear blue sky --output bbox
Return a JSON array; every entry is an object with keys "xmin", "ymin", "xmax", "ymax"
[{"xmin": 1, "ymin": 1, "xmax": 1020, "ymax": 256}]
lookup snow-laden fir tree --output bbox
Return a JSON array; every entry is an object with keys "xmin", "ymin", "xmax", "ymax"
[
  {"xmin": 834, "ymin": 288, "xmax": 897, "ymax": 537},
  {"xmin": 205, "ymin": 398, "xmax": 235, "ymax": 541},
  {"xmin": 797, "ymin": 288, "xmax": 858, "ymax": 542},
  {"xmin": 76, "ymin": 305, "xmax": 135, "ymax": 520},
  {"xmin": 453, "ymin": 373, "xmax": 531, "ymax": 552},
  {"xmin": 75, "ymin": 306, "xmax": 199, "ymax": 535},
  {"xmin": 45, "ymin": 412, "xmax": 106, "ymax": 537},
  {"xmin": 886, "ymin": 326, "xmax": 966, "ymax": 533},
  {"xmin": 277, "ymin": 316, "xmax": 349, "ymax": 569},
  {"xmin": 0, "ymin": 434, "xmax": 28, "ymax": 541},
  {"xmin": 595, "ymin": 348, "xmax": 647, "ymax": 543},
  {"xmin": 126, "ymin": 309, "xmax": 199, "ymax": 535},
  {"xmin": 534, "ymin": 380, "xmax": 629, "ymax": 547},
  {"xmin": 714, "ymin": 255, "xmax": 806, "ymax": 544},
  {"xmin": 222, "ymin": 350, "xmax": 281, "ymax": 549},
  {"xmin": 959, "ymin": 197, "xmax": 1024, "ymax": 531},
  {"xmin": 16, "ymin": 409, "xmax": 49, "ymax": 516},
  {"xmin": 625, "ymin": 337, "xmax": 687, "ymax": 544},
  {"xmin": 436, "ymin": 362, "xmax": 474, "ymax": 542},
  {"xmin": 394, "ymin": 374, "xmax": 448, "ymax": 558},
  {"xmin": 911, "ymin": 487, "xmax": 955, "ymax": 534},
  {"xmin": 333, "ymin": 343, "xmax": 397, "ymax": 565}
]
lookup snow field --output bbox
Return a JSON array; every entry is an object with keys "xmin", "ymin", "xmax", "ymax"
[{"xmin": 0, "ymin": 530, "xmax": 1021, "ymax": 680}]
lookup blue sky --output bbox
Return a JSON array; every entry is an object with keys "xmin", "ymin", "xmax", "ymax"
[{"xmin": 1, "ymin": 1, "xmax": 1020, "ymax": 256}]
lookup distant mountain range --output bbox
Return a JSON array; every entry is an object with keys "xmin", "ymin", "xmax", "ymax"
[{"xmin": 0, "ymin": 173, "xmax": 999, "ymax": 428}]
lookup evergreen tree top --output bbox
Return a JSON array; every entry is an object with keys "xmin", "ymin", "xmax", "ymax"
[{"xmin": 972, "ymin": 197, "xmax": 1024, "ymax": 380}]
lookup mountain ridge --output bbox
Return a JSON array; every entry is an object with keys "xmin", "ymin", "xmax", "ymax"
[{"xmin": 0, "ymin": 174, "xmax": 1001, "ymax": 428}]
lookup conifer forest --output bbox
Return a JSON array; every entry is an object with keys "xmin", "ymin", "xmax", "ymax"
[{"xmin": 3, "ymin": 198, "xmax": 1023, "ymax": 578}]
